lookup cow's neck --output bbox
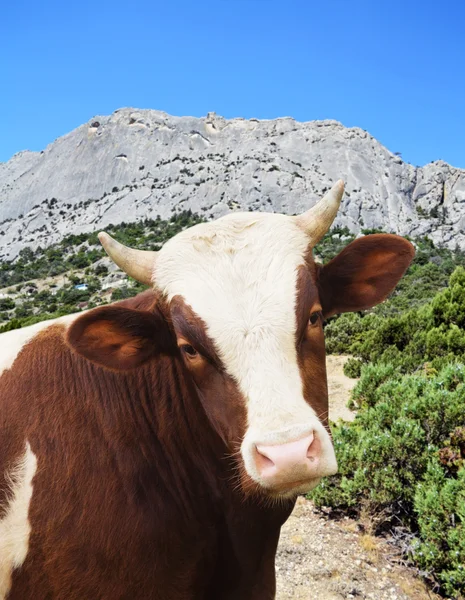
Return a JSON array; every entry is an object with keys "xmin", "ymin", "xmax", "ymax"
[{"xmin": 83, "ymin": 355, "xmax": 225, "ymax": 514}]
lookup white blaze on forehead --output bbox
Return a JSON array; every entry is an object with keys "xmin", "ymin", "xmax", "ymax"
[
  {"xmin": 0, "ymin": 442, "xmax": 37, "ymax": 599},
  {"xmin": 155, "ymin": 213, "xmax": 317, "ymax": 435}
]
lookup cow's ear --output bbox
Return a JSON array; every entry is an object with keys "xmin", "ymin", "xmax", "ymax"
[
  {"xmin": 66, "ymin": 305, "xmax": 174, "ymax": 370},
  {"xmin": 317, "ymin": 234, "xmax": 415, "ymax": 318}
]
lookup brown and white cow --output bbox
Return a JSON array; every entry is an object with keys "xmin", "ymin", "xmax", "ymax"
[{"xmin": 0, "ymin": 181, "xmax": 414, "ymax": 599}]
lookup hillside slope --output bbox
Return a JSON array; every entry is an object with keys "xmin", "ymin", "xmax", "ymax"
[{"xmin": 1, "ymin": 108, "xmax": 464, "ymax": 260}]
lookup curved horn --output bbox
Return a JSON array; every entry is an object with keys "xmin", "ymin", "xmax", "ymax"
[
  {"xmin": 98, "ymin": 232, "xmax": 157, "ymax": 286},
  {"xmin": 295, "ymin": 180, "xmax": 345, "ymax": 245}
]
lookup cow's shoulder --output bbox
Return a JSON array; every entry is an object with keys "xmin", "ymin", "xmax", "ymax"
[{"xmin": 0, "ymin": 313, "xmax": 79, "ymax": 377}]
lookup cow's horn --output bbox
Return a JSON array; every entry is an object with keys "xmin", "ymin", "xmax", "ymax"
[
  {"xmin": 98, "ymin": 232, "xmax": 156, "ymax": 286},
  {"xmin": 295, "ymin": 180, "xmax": 345, "ymax": 245}
]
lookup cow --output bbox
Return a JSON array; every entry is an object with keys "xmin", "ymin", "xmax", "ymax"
[{"xmin": 0, "ymin": 180, "xmax": 415, "ymax": 599}]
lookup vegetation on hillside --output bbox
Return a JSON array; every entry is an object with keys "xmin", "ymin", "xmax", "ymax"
[
  {"xmin": 0, "ymin": 211, "xmax": 202, "ymax": 288},
  {"xmin": 0, "ymin": 211, "xmax": 203, "ymax": 332}
]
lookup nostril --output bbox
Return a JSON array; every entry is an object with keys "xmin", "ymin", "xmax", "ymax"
[
  {"xmin": 305, "ymin": 432, "xmax": 315, "ymax": 455},
  {"xmin": 306, "ymin": 433, "xmax": 321, "ymax": 461},
  {"xmin": 254, "ymin": 444, "xmax": 276, "ymax": 472}
]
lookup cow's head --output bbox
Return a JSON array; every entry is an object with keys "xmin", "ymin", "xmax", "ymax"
[{"xmin": 67, "ymin": 181, "xmax": 414, "ymax": 499}]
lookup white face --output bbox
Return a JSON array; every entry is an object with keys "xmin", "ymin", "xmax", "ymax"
[{"xmin": 155, "ymin": 212, "xmax": 337, "ymax": 496}]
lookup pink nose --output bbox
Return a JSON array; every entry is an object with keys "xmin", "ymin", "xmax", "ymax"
[{"xmin": 254, "ymin": 434, "xmax": 320, "ymax": 486}]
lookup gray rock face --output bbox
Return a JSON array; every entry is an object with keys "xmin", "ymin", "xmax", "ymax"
[{"xmin": 1, "ymin": 108, "xmax": 464, "ymax": 260}]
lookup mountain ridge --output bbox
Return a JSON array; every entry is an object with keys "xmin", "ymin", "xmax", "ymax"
[{"xmin": 1, "ymin": 108, "xmax": 464, "ymax": 260}]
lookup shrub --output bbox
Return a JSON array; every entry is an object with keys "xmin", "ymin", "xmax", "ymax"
[
  {"xmin": 14, "ymin": 304, "xmax": 33, "ymax": 318},
  {"xmin": 324, "ymin": 312, "xmax": 365, "ymax": 354},
  {"xmin": 413, "ymin": 461, "xmax": 465, "ymax": 597},
  {"xmin": 310, "ymin": 363, "xmax": 465, "ymax": 597},
  {"xmin": 325, "ymin": 267, "xmax": 465, "ymax": 375},
  {"xmin": 94, "ymin": 264, "xmax": 108, "ymax": 276},
  {"xmin": 0, "ymin": 318, "xmax": 22, "ymax": 333},
  {"xmin": 348, "ymin": 362, "xmax": 399, "ymax": 409},
  {"xmin": 0, "ymin": 297, "xmax": 15, "ymax": 311},
  {"xmin": 343, "ymin": 357, "xmax": 363, "ymax": 379},
  {"xmin": 59, "ymin": 287, "xmax": 90, "ymax": 306},
  {"xmin": 111, "ymin": 286, "xmax": 135, "ymax": 301}
]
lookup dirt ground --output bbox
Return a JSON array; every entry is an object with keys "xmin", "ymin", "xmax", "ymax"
[
  {"xmin": 275, "ymin": 356, "xmax": 439, "ymax": 600},
  {"xmin": 325, "ymin": 355, "xmax": 357, "ymax": 423}
]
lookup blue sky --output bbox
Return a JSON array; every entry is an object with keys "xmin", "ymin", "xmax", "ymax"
[{"xmin": 2, "ymin": 0, "xmax": 464, "ymax": 167}]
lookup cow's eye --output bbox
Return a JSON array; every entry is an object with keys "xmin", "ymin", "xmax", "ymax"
[
  {"xmin": 181, "ymin": 344, "xmax": 198, "ymax": 358},
  {"xmin": 308, "ymin": 311, "xmax": 321, "ymax": 326}
]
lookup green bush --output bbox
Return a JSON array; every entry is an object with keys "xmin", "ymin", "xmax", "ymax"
[
  {"xmin": 320, "ymin": 263, "xmax": 465, "ymax": 597},
  {"xmin": 314, "ymin": 227, "xmax": 356, "ymax": 262},
  {"xmin": 343, "ymin": 357, "xmax": 363, "ymax": 379},
  {"xmin": 348, "ymin": 362, "xmax": 399, "ymax": 409},
  {"xmin": 0, "ymin": 297, "xmax": 15, "ymax": 311},
  {"xmin": 310, "ymin": 363, "xmax": 465, "ymax": 597},
  {"xmin": 414, "ymin": 461, "xmax": 465, "ymax": 597},
  {"xmin": 93, "ymin": 264, "xmax": 108, "ymax": 276},
  {"xmin": 111, "ymin": 286, "xmax": 135, "ymax": 301},
  {"xmin": 326, "ymin": 267, "xmax": 465, "ymax": 375},
  {"xmin": 0, "ymin": 318, "xmax": 22, "ymax": 333},
  {"xmin": 324, "ymin": 312, "xmax": 365, "ymax": 354}
]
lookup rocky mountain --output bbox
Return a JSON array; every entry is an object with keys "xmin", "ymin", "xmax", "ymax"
[{"xmin": 1, "ymin": 108, "xmax": 464, "ymax": 260}]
